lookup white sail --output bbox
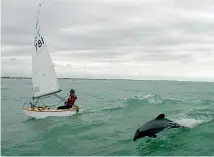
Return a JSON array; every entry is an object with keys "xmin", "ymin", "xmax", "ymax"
[{"xmin": 32, "ymin": 4, "xmax": 61, "ymax": 98}]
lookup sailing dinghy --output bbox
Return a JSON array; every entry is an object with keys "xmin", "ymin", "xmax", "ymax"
[{"xmin": 23, "ymin": 4, "xmax": 82, "ymax": 119}]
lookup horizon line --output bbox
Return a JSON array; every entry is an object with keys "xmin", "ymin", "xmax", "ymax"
[{"xmin": 1, "ymin": 76, "xmax": 213, "ymax": 83}]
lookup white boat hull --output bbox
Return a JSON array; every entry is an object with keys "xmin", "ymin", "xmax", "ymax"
[{"xmin": 23, "ymin": 105, "xmax": 82, "ymax": 119}]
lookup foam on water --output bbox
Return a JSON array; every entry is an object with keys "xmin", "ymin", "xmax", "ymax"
[
  {"xmin": 124, "ymin": 93, "xmax": 163, "ymax": 105},
  {"xmin": 175, "ymin": 118, "xmax": 206, "ymax": 128},
  {"xmin": 171, "ymin": 112, "xmax": 213, "ymax": 128}
]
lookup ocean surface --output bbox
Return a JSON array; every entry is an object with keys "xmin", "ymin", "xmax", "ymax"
[{"xmin": 1, "ymin": 78, "xmax": 214, "ymax": 156}]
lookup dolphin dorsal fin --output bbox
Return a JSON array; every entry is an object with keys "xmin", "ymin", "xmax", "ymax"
[{"xmin": 155, "ymin": 114, "xmax": 165, "ymax": 120}]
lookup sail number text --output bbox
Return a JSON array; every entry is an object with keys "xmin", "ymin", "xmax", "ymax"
[{"xmin": 35, "ymin": 37, "xmax": 45, "ymax": 51}]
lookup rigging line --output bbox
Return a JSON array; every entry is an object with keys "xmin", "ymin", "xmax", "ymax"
[
  {"xmin": 54, "ymin": 92, "xmax": 69, "ymax": 106},
  {"xmin": 36, "ymin": 93, "xmax": 69, "ymax": 107},
  {"xmin": 53, "ymin": 93, "xmax": 66, "ymax": 101},
  {"xmin": 40, "ymin": 99, "xmax": 46, "ymax": 106}
]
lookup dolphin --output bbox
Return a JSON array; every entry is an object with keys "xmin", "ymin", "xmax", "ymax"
[{"xmin": 133, "ymin": 113, "xmax": 187, "ymax": 141}]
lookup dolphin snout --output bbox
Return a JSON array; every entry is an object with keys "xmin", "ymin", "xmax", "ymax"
[
  {"xmin": 133, "ymin": 131, "xmax": 138, "ymax": 141},
  {"xmin": 133, "ymin": 134, "xmax": 138, "ymax": 141},
  {"xmin": 133, "ymin": 130, "xmax": 142, "ymax": 142}
]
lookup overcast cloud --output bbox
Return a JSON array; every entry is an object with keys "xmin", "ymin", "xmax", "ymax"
[{"xmin": 1, "ymin": 0, "xmax": 214, "ymax": 81}]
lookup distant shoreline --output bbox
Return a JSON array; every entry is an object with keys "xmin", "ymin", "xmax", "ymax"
[
  {"xmin": 0, "ymin": 76, "xmax": 122, "ymax": 80},
  {"xmin": 1, "ymin": 77, "xmax": 31, "ymax": 79},
  {"xmin": 1, "ymin": 76, "xmax": 133, "ymax": 81},
  {"xmin": 1, "ymin": 76, "xmax": 138, "ymax": 81},
  {"xmin": 1, "ymin": 76, "xmax": 213, "ymax": 83}
]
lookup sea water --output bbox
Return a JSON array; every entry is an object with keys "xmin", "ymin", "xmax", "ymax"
[{"xmin": 1, "ymin": 78, "xmax": 214, "ymax": 155}]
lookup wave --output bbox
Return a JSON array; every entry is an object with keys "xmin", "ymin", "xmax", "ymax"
[
  {"xmin": 82, "ymin": 105, "xmax": 123, "ymax": 115},
  {"xmin": 124, "ymin": 94, "xmax": 163, "ymax": 105},
  {"xmin": 124, "ymin": 94, "xmax": 185, "ymax": 105},
  {"xmin": 69, "ymin": 93, "xmax": 214, "ymax": 121},
  {"xmin": 124, "ymin": 93, "xmax": 214, "ymax": 106},
  {"xmin": 101, "ymin": 106, "xmax": 123, "ymax": 112},
  {"xmin": 193, "ymin": 99, "xmax": 214, "ymax": 105}
]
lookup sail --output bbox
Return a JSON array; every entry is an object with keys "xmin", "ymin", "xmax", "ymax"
[{"xmin": 32, "ymin": 4, "xmax": 61, "ymax": 99}]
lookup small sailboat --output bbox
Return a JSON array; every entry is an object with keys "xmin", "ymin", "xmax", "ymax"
[{"xmin": 23, "ymin": 4, "xmax": 82, "ymax": 119}]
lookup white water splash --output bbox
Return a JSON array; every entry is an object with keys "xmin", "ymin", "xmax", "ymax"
[
  {"xmin": 124, "ymin": 93, "xmax": 163, "ymax": 104},
  {"xmin": 171, "ymin": 113, "xmax": 213, "ymax": 128},
  {"xmin": 175, "ymin": 118, "xmax": 205, "ymax": 128}
]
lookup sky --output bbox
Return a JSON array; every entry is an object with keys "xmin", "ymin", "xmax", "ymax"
[{"xmin": 1, "ymin": 0, "xmax": 214, "ymax": 81}]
